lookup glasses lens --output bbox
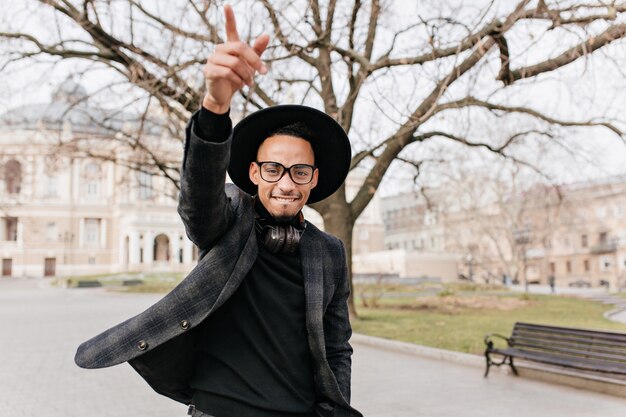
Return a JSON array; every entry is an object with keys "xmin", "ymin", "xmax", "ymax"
[
  {"xmin": 260, "ymin": 162, "xmax": 284, "ymax": 182},
  {"xmin": 289, "ymin": 165, "xmax": 313, "ymax": 184}
]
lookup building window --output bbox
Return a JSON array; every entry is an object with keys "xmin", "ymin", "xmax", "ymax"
[
  {"xmin": 86, "ymin": 182, "xmax": 99, "ymax": 197},
  {"xmin": 46, "ymin": 176, "xmax": 58, "ymax": 197},
  {"xmin": 566, "ymin": 260, "xmax": 572, "ymax": 273},
  {"xmin": 599, "ymin": 232, "xmax": 608, "ymax": 245},
  {"xmin": 583, "ymin": 259, "xmax": 590, "ymax": 272},
  {"xmin": 137, "ymin": 171, "xmax": 153, "ymax": 200},
  {"xmin": 46, "ymin": 223, "xmax": 57, "ymax": 242},
  {"xmin": 549, "ymin": 262, "xmax": 556, "ymax": 274},
  {"xmin": 83, "ymin": 162, "xmax": 101, "ymax": 199},
  {"xmin": 581, "ymin": 234, "xmax": 588, "ymax": 248},
  {"xmin": 84, "ymin": 218, "xmax": 100, "ymax": 247},
  {"xmin": 88, "ymin": 256, "xmax": 96, "ymax": 265},
  {"xmin": 4, "ymin": 160, "xmax": 22, "ymax": 194},
  {"xmin": 600, "ymin": 257, "xmax": 612, "ymax": 272},
  {"xmin": 2, "ymin": 217, "xmax": 18, "ymax": 241}
]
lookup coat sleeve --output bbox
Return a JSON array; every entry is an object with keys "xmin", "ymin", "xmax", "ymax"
[
  {"xmin": 323, "ymin": 239, "xmax": 354, "ymax": 404},
  {"xmin": 177, "ymin": 110, "xmax": 234, "ymax": 252}
]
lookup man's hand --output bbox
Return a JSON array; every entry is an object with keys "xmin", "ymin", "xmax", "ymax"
[{"xmin": 202, "ymin": 5, "xmax": 269, "ymax": 114}]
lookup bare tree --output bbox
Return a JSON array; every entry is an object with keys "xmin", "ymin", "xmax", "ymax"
[
  {"xmin": 440, "ymin": 165, "xmax": 563, "ymax": 290},
  {"xmin": 1, "ymin": 0, "xmax": 625, "ymax": 316}
]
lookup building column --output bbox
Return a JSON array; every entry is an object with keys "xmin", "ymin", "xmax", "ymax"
[
  {"xmin": 144, "ymin": 231, "xmax": 154, "ymax": 265},
  {"xmin": 170, "ymin": 233, "xmax": 181, "ymax": 265},
  {"xmin": 71, "ymin": 158, "xmax": 80, "ymax": 202},
  {"xmin": 16, "ymin": 220, "xmax": 24, "ymax": 249},
  {"xmin": 78, "ymin": 218, "xmax": 85, "ymax": 248},
  {"xmin": 118, "ymin": 234, "xmax": 127, "ymax": 271},
  {"xmin": 129, "ymin": 231, "xmax": 140, "ymax": 266},
  {"xmin": 107, "ymin": 162, "xmax": 115, "ymax": 199},
  {"xmin": 100, "ymin": 219, "xmax": 107, "ymax": 248},
  {"xmin": 183, "ymin": 237, "xmax": 193, "ymax": 265}
]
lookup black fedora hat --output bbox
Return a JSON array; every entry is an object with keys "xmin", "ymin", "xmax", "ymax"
[{"xmin": 227, "ymin": 105, "xmax": 351, "ymax": 204}]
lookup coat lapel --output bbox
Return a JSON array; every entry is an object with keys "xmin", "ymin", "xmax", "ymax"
[
  {"xmin": 300, "ymin": 226, "xmax": 326, "ymax": 359},
  {"xmin": 300, "ymin": 224, "xmax": 357, "ymax": 413}
]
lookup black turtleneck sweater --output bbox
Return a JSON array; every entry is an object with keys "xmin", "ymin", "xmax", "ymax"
[{"xmin": 189, "ymin": 109, "xmax": 316, "ymax": 417}]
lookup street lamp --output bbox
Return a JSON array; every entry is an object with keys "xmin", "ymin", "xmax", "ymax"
[{"xmin": 514, "ymin": 227, "xmax": 531, "ymax": 292}]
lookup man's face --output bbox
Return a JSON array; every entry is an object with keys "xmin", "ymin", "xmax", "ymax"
[{"xmin": 249, "ymin": 134, "xmax": 318, "ymax": 222}]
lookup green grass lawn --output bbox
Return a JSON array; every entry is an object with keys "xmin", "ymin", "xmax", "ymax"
[
  {"xmin": 53, "ymin": 272, "xmax": 184, "ymax": 290},
  {"xmin": 352, "ymin": 290, "xmax": 626, "ymax": 355},
  {"xmin": 60, "ymin": 273, "xmax": 626, "ymax": 355}
]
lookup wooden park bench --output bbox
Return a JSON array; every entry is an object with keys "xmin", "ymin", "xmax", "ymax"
[{"xmin": 483, "ymin": 322, "xmax": 626, "ymax": 378}]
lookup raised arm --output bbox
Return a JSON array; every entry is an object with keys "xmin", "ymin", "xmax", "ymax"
[{"xmin": 178, "ymin": 5, "xmax": 269, "ymax": 251}]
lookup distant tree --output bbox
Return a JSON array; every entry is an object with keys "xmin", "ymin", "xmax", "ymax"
[
  {"xmin": 439, "ymin": 165, "xmax": 562, "ymax": 290},
  {"xmin": 1, "ymin": 0, "xmax": 625, "ymax": 316}
]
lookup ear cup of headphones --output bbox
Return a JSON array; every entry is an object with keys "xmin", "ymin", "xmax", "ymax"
[
  {"xmin": 258, "ymin": 223, "xmax": 301, "ymax": 254},
  {"xmin": 282, "ymin": 225, "xmax": 300, "ymax": 253},
  {"xmin": 264, "ymin": 225, "xmax": 287, "ymax": 253}
]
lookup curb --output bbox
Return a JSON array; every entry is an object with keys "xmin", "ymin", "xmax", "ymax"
[
  {"xmin": 351, "ymin": 333, "xmax": 484, "ymax": 368},
  {"xmin": 605, "ymin": 307, "xmax": 626, "ymax": 324}
]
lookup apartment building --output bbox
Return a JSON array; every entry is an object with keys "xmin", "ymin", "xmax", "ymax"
[{"xmin": 381, "ymin": 176, "xmax": 626, "ymax": 289}]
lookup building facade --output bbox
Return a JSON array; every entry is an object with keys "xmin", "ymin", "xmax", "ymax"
[
  {"xmin": 0, "ymin": 82, "xmax": 196, "ymax": 278},
  {"xmin": 380, "ymin": 176, "xmax": 626, "ymax": 289}
]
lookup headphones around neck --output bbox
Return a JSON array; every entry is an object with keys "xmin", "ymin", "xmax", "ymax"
[{"xmin": 254, "ymin": 212, "xmax": 306, "ymax": 254}]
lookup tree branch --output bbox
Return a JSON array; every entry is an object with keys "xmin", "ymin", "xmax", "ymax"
[
  {"xmin": 129, "ymin": 0, "xmax": 217, "ymax": 43},
  {"xmin": 504, "ymin": 23, "xmax": 626, "ymax": 84},
  {"xmin": 434, "ymin": 96, "xmax": 625, "ymax": 139},
  {"xmin": 259, "ymin": 0, "xmax": 318, "ymax": 66}
]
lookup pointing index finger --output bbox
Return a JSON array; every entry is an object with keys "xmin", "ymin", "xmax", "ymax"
[{"xmin": 224, "ymin": 5, "xmax": 240, "ymax": 42}]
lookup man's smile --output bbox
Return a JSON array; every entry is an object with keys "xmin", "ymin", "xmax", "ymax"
[{"xmin": 272, "ymin": 195, "xmax": 300, "ymax": 203}]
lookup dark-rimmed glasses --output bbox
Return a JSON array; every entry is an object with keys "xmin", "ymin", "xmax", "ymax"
[{"xmin": 255, "ymin": 161, "xmax": 316, "ymax": 185}]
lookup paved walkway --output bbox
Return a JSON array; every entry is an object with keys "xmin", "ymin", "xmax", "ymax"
[{"xmin": 1, "ymin": 277, "xmax": 626, "ymax": 416}]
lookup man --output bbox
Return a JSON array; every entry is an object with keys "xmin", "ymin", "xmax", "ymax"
[{"xmin": 75, "ymin": 6, "xmax": 362, "ymax": 417}]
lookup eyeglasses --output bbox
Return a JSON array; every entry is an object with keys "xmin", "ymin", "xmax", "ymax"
[{"xmin": 256, "ymin": 161, "xmax": 316, "ymax": 185}]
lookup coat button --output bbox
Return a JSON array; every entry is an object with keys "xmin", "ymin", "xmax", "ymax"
[
  {"xmin": 137, "ymin": 340, "xmax": 148, "ymax": 350},
  {"xmin": 180, "ymin": 320, "xmax": 190, "ymax": 330}
]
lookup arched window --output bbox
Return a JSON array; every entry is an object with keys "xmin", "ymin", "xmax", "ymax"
[{"xmin": 4, "ymin": 160, "xmax": 22, "ymax": 194}]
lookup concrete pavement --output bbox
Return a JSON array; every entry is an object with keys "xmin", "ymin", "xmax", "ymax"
[{"xmin": 1, "ymin": 277, "xmax": 626, "ymax": 416}]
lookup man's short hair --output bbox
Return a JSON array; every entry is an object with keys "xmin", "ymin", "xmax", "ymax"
[{"xmin": 264, "ymin": 122, "xmax": 318, "ymax": 163}]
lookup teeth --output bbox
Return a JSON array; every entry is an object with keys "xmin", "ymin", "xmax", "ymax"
[{"xmin": 274, "ymin": 197, "xmax": 296, "ymax": 202}]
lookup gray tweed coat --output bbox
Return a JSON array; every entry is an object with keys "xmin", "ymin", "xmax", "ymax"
[{"xmin": 74, "ymin": 115, "xmax": 362, "ymax": 417}]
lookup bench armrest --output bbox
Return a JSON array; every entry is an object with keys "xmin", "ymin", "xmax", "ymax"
[{"xmin": 484, "ymin": 333, "xmax": 511, "ymax": 350}]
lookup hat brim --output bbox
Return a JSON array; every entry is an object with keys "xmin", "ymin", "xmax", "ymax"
[{"xmin": 228, "ymin": 105, "xmax": 351, "ymax": 204}]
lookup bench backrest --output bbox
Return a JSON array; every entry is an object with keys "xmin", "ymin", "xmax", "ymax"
[{"xmin": 510, "ymin": 322, "xmax": 626, "ymax": 371}]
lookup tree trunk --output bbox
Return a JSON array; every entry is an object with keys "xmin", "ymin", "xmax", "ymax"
[{"xmin": 318, "ymin": 189, "xmax": 358, "ymax": 319}]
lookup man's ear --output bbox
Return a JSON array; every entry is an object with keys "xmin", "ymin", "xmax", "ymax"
[
  {"xmin": 311, "ymin": 168, "xmax": 319, "ymax": 189},
  {"xmin": 249, "ymin": 162, "xmax": 259, "ymax": 185}
]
